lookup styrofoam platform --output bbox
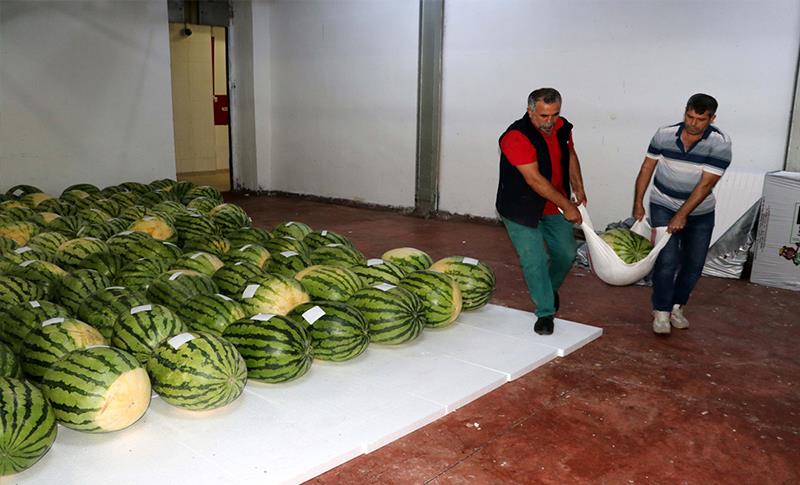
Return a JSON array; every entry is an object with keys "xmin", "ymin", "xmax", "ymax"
[{"xmin": 9, "ymin": 305, "xmax": 601, "ymax": 485}]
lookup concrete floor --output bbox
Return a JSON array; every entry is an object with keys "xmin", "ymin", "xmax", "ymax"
[{"xmin": 230, "ymin": 193, "xmax": 800, "ymax": 485}]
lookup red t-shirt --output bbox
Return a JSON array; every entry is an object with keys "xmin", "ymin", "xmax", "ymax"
[{"xmin": 499, "ymin": 117, "xmax": 573, "ymax": 215}]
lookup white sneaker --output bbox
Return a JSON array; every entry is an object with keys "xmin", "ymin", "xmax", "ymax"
[
  {"xmin": 653, "ymin": 311, "xmax": 671, "ymax": 334},
  {"xmin": 671, "ymin": 304, "xmax": 689, "ymax": 329}
]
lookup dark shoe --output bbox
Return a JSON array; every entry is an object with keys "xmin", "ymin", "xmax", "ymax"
[
  {"xmin": 534, "ymin": 315, "xmax": 554, "ymax": 335},
  {"xmin": 553, "ymin": 291, "xmax": 560, "ymax": 313}
]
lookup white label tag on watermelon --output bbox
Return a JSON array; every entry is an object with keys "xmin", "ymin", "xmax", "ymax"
[
  {"xmin": 14, "ymin": 246, "xmax": 32, "ymax": 254},
  {"xmin": 321, "ymin": 230, "xmax": 328, "ymax": 236},
  {"xmin": 325, "ymin": 243, "xmax": 342, "ymax": 248},
  {"xmin": 105, "ymin": 286, "xmax": 125, "ymax": 290},
  {"xmin": 169, "ymin": 271, "xmax": 183, "ymax": 281},
  {"xmin": 84, "ymin": 237, "xmax": 100, "ymax": 241},
  {"xmin": 234, "ymin": 261, "xmax": 245, "ymax": 266},
  {"xmin": 216, "ymin": 294, "xmax": 233, "ymax": 301},
  {"xmin": 189, "ymin": 212, "xmax": 202, "ymax": 218},
  {"xmin": 462, "ymin": 257, "xmax": 479, "ymax": 266},
  {"xmin": 12, "ymin": 189, "xmax": 24, "ymax": 197},
  {"xmin": 164, "ymin": 242, "xmax": 179, "ymax": 248},
  {"xmin": 302, "ymin": 306, "xmax": 326, "ymax": 325},
  {"xmin": 29, "ymin": 301, "xmax": 41, "ymax": 308},
  {"xmin": 19, "ymin": 260, "xmax": 36, "ymax": 267},
  {"xmin": 142, "ymin": 216, "xmax": 156, "ymax": 221},
  {"xmin": 168, "ymin": 333, "xmax": 195, "ymax": 350},
  {"xmin": 240, "ymin": 244, "xmax": 253, "ymax": 251},
  {"xmin": 280, "ymin": 251, "xmax": 298, "ymax": 258},
  {"xmin": 366, "ymin": 258, "xmax": 384, "ymax": 267},
  {"xmin": 85, "ymin": 344, "xmax": 110, "ymax": 350},
  {"xmin": 286, "ymin": 221, "xmax": 295, "ymax": 226},
  {"xmin": 117, "ymin": 230, "xmax": 134, "ymax": 236},
  {"xmin": 42, "ymin": 317, "xmax": 65, "ymax": 326},
  {"xmin": 251, "ymin": 313, "xmax": 275, "ymax": 322},
  {"xmin": 131, "ymin": 304, "xmax": 152, "ymax": 315},
  {"xmin": 285, "ymin": 236, "xmax": 297, "ymax": 241},
  {"xmin": 242, "ymin": 284, "xmax": 260, "ymax": 299},
  {"xmin": 374, "ymin": 283, "xmax": 396, "ymax": 292},
  {"xmin": 190, "ymin": 252, "xmax": 204, "ymax": 260}
]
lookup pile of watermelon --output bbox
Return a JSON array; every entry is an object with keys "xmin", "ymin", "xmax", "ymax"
[{"xmin": 0, "ymin": 179, "xmax": 496, "ymax": 475}]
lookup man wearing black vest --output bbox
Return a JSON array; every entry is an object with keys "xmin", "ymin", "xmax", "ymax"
[{"xmin": 496, "ymin": 88, "xmax": 586, "ymax": 335}]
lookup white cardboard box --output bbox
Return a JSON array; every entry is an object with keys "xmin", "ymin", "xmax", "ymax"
[{"xmin": 750, "ymin": 171, "xmax": 800, "ymax": 290}]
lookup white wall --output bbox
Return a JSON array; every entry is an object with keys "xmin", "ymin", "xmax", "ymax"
[
  {"xmin": 0, "ymin": 0, "xmax": 175, "ymax": 195},
  {"xmin": 230, "ymin": 0, "xmax": 260, "ymax": 191},
  {"xmin": 439, "ymin": 0, "xmax": 800, "ymax": 228},
  {"xmin": 250, "ymin": 0, "xmax": 419, "ymax": 207}
]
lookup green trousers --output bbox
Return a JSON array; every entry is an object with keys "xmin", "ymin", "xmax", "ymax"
[{"xmin": 501, "ymin": 214, "xmax": 577, "ymax": 317}]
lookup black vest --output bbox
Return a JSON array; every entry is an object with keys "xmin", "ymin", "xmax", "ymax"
[{"xmin": 495, "ymin": 113, "xmax": 573, "ymax": 228}]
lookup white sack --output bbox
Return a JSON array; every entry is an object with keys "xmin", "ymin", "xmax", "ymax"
[{"xmin": 576, "ymin": 204, "xmax": 672, "ymax": 286}]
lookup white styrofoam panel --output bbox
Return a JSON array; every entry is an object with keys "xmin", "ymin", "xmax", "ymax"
[{"xmin": 709, "ymin": 168, "xmax": 766, "ymax": 246}]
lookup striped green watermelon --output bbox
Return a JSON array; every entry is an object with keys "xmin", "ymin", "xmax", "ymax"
[
  {"xmin": 114, "ymin": 257, "xmax": 170, "ymax": 291},
  {"xmin": 55, "ymin": 269, "xmax": 110, "ymax": 313},
  {"xmin": 63, "ymin": 183, "xmax": 100, "ymax": 195},
  {"xmin": 225, "ymin": 227, "xmax": 272, "ymax": 248},
  {"xmin": 77, "ymin": 286, "xmax": 149, "ymax": 339},
  {"xmin": 0, "ymin": 236, "xmax": 17, "ymax": 254},
  {"xmin": 41, "ymin": 346, "xmax": 151, "ymax": 432},
  {"xmin": 288, "ymin": 302, "xmax": 369, "ymax": 362},
  {"xmin": 212, "ymin": 261, "xmax": 263, "ymax": 297},
  {"xmin": 5, "ymin": 185, "xmax": 42, "ymax": 199},
  {"xmin": 398, "ymin": 270, "xmax": 462, "ymax": 328},
  {"xmin": 118, "ymin": 205, "xmax": 154, "ymax": 223},
  {"xmin": 347, "ymin": 283, "xmax": 425, "ymax": 345},
  {"xmin": 33, "ymin": 197, "xmax": 67, "ymax": 215},
  {"xmin": 151, "ymin": 201, "xmax": 187, "ymax": 219},
  {"xmin": 6, "ymin": 261, "xmax": 67, "ymax": 299},
  {"xmin": 20, "ymin": 318, "xmax": 107, "ymax": 382},
  {"xmin": 222, "ymin": 314, "xmax": 312, "ymax": 383},
  {"xmin": 183, "ymin": 185, "xmax": 223, "ymax": 204},
  {"xmin": 430, "ymin": 256, "xmax": 496, "ymax": 311},
  {"xmin": 91, "ymin": 198, "xmax": 122, "ymax": 218},
  {"xmin": 18, "ymin": 193, "xmax": 53, "ymax": 209},
  {"xmin": 76, "ymin": 222, "xmax": 116, "ymax": 240},
  {"xmin": 351, "ymin": 258, "xmax": 407, "ymax": 286},
  {"xmin": 266, "ymin": 250, "xmax": 312, "ymax": 277},
  {"xmin": 128, "ymin": 215, "xmax": 177, "ymax": 242},
  {"xmin": 172, "ymin": 181, "xmax": 196, "ymax": 202},
  {"xmin": 210, "ymin": 204, "xmax": 251, "ymax": 234},
  {"xmin": 60, "ymin": 190, "xmax": 94, "ymax": 210},
  {"xmin": 0, "ymin": 342, "xmax": 22, "ymax": 378},
  {"xmin": 272, "ymin": 221, "xmax": 312, "ymax": 241},
  {"xmin": 106, "ymin": 230, "xmax": 151, "ymax": 255},
  {"xmin": 75, "ymin": 251, "xmax": 122, "ymax": 279},
  {"xmin": 146, "ymin": 270, "xmax": 218, "ymax": 308},
  {"xmin": 44, "ymin": 215, "xmax": 84, "ymax": 238},
  {"xmin": 170, "ymin": 251, "xmax": 225, "ymax": 276},
  {"xmin": 56, "ymin": 237, "xmax": 109, "ymax": 267},
  {"xmin": 303, "ymin": 229, "xmax": 353, "ymax": 251},
  {"xmin": 239, "ymin": 274, "xmax": 310, "ymax": 316},
  {"xmin": 0, "ymin": 221, "xmax": 39, "ymax": 246},
  {"xmin": 116, "ymin": 237, "xmax": 181, "ymax": 266},
  {"xmin": 111, "ymin": 304, "xmax": 187, "ymax": 365},
  {"xmin": 185, "ymin": 196, "xmax": 219, "ymax": 214},
  {"xmin": 223, "ymin": 243, "xmax": 270, "ymax": 268},
  {"xmin": 309, "ymin": 243, "xmax": 366, "ymax": 268},
  {"xmin": 27, "ymin": 231, "xmax": 69, "ymax": 254},
  {"xmin": 147, "ymin": 331, "xmax": 247, "ymax": 411},
  {"xmin": 177, "ymin": 293, "xmax": 246, "ymax": 335},
  {"xmin": 174, "ymin": 212, "xmax": 220, "ymax": 244},
  {"xmin": 0, "ymin": 300, "xmax": 70, "ymax": 353},
  {"xmin": 76, "ymin": 207, "xmax": 112, "ymax": 225},
  {"xmin": 0, "ymin": 377, "xmax": 57, "ymax": 474},
  {"xmin": 264, "ymin": 236, "xmax": 309, "ymax": 257},
  {"xmin": 1, "ymin": 207, "xmax": 46, "ymax": 227},
  {"xmin": 181, "ymin": 234, "xmax": 230, "ymax": 257},
  {"xmin": 600, "ymin": 228, "xmax": 654, "ymax": 264},
  {"xmin": 137, "ymin": 189, "xmax": 178, "ymax": 208},
  {"xmin": 0, "ymin": 276, "xmax": 47, "ymax": 309},
  {"xmin": 100, "ymin": 184, "xmax": 125, "ymax": 197},
  {"xmin": 149, "ymin": 178, "xmax": 177, "ymax": 191},
  {"xmin": 119, "ymin": 181, "xmax": 149, "ymax": 195},
  {"xmin": 382, "ymin": 247, "xmax": 433, "ymax": 273},
  {"xmin": 295, "ymin": 265, "xmax": 363, "ymax": 302},
  {"xmin": 3, "ymin": 245, "xmax": 55, "ymax": 265}
]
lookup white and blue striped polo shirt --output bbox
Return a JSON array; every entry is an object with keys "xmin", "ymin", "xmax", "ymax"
[{"xmin": 646, "ymin": 122, "xmax": 732, "ymax": 215}]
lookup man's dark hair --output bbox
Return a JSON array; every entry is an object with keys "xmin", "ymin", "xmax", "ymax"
[
  {"xmin": 528, "ymin": 88, "xmax": 561, "ymax": 108},
  {"xmin": 686, "ymin": 93, "xmax": 718, "ymax": 115}
]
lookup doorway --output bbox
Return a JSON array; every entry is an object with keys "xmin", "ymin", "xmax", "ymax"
[{"xmin": 169, "ymin": 23, "xmax": 231, "ymax": 191}]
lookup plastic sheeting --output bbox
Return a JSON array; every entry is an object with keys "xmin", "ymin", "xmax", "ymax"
[{"xmin": 702, "ymin": 200, "xmax": 760, "ymax": 279}]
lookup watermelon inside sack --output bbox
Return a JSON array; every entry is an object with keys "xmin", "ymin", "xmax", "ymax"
[{"xmin": 599, "ymin": 228, "xmax": 654, "ymax": 264}]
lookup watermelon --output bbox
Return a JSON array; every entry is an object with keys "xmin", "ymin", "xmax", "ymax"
[
  {"xmin": 106, "ymin": 230, "xmax": 151, "ymax": 255},
  {"xmin": 398, "ymin": 270, "xmax": 462, "ymax": 328},
  {"xmin": 309, "ymin": 243, "xmax": 366, "ymax": 268},
  {"xmin": 18, "ymin": 193, "xmax": 53, "ymax": 209},
  {"xmin": 0, "ymin": 300, "xmax": 70, "ymax": 353},
  {"xmin": 27, "ymin": 231, "xmax": 69, "ymax": 254},
  {"xmin": 0, "ymin": 377, "xmax": 58, "ymax": 474},
  {"xmin": 430, "ymin": 256, "xmax": 496, "ymax": 311},
  {"xmin": 20, "ymin": 318, "xmax": 107, "ymax": 382},
  {"xmin": 239, "ymin": 274, "xmax": 310, "ymax": 316},
  {"xmin": 55, "ymin": 269, "xmax": 110, "ymax": 313},
  {"xmin": 45, "ymin": 214, "xmax": 84, "ymax": 237},
  {"xmin": 137, "ymin": 189, "xmax": 178, "ymax": 208},
  {"xmin": 183, "ymin": 186, "xmax": 223, "ymax": 205},
  {"xmin": 172, "ymin": 181, "xmax": 196, "ymax": 201},
  {"xmin": 170, "ymin": 251, "xmax": 224, "ymax": 276},
  {"xmin": 149, "ymin": 178, "xmax": 177, "ymax": 191},
  {"xmin": 288, "ymin": 302, "xmax": 369, "ymax": 362},
  {"xmin": 0, "ymin": 342, "xmax": 22, "ymax": 378},
  {"xmin": 225, "ymin": 227, "xmax": 272, "ymax": 248},
  {"xmin": 115, "ymin": 257, "xmax": 170, "ymax": 291},
  {"xmin": 0, "ymin": 236, "xmax": 17, "ymax": 255},
  {"xmin": 266, "ymin": 250, "xmax": 312, "ymax": 277},
  {"xmin": 210, "ymin": 204, "xmax": 251, "ymax": 234},
  {"xmin": 76, "ymin": 251, "xmax": 122, "ymax": 279},
  {"xmin": 272, "ymin": 221, "xmax": 312, "ymax": 241},
  {"xmin": 185, "ymin": 196, "xmax": 219, "ymax": 214},
  {"xmin": 303, "ymin": 229, "xmax": 353, "ymax": 251},
  {"xmin": 76, "ymin": 222, "xmax": 116, "ymax": 240},
  {"xmin": 119, "ymin": 181, "xmax": 149, "ymax": 194},
  {"xmin": 128, "ymin": 215, "xmax": 177, "ymax": 242},
  {"xmin": 63, "ymin": 183, "xmax": 100, "ymax": 195},
  {"xmin": 111, "ymin": 304, "xmax": 187, "ymax": 365},
  {"xmin": 60, "ymin": 190, "xmax": 94, "ymax": 210},
  {"xmin": 0, "ymin": 221, "xmax": 39, "ymax": 246},
  {"xmin": 351, "ymin": 258, "xmax": 406, "ymax": 286},
  {"xmin": 110, "ymin": 192, "xmax": 142, "ymax": 210},
  {"xmin": 147, "ymin": 332, "xmax": 247, "ymax": 411},
  {"xmin": 177, "ymin": 293, "xmax": 246, "ymax": 334},
  {"xmin": 41, "ymin": 346, "xmax": 151, "ymax": 432},
  {"xmin": 116, "ymin": 236, "xmax": 181, "ymax": 266},
  {"xmin": 5, "ymin": 261, "xmax": 66, "ymax": 299},
  {"xmin": 0, "ymin": 276, "xmax": 47, "ymax": 309},
  {"xmin": 146, "ymin": 270, "xmax": 218, "ymax": 308},
  {"xmin": 91, "ymin": 198, "xmax": 122, "ymax": 218},
  {"xmin": 1, "ymin": 207, "xmax": 46, "ymax": 226},
  {"xmin": 382, "ymin": 247, "xmax": 433, "ymax": 273},
  {"xmin": 212, "ymin": 261, "xmax": 263, "ymax": 297},
  {"xmin": 295, "ymin": 265, "xmax": 363, "ymax": 302},
  {"xmin": 600, "ymin": 228, "xmax": 654, "ymax": 264},
  {"xmin": 56, "ymin": 237, "xmax": 109, "ymax": 267},
  {"xmin": 264, "ymin": 236, "xmax": 309, "ymax": 257},
  {"xmin": 34, "ymin": 198, "xmax": 69, "ymax": 216},
  {"xmin": 118, "ymin": 205, "xmax": 155, "ymax": 223},
  {"xmin": 174, "ymin": 212, "xmax": 220, "ymax": 244},
  {"xmin": 152, "ymin": 201, "xmax": 188, "ymax": 220},
  {"xmin": 347, "ymin": 284, "xmax": 425, "ymax": 345},
  {"xmin": 223, "ymin": 243, "xmax": 270, "ymax": 268},
  {"xmin": 77, "ymin": 286, "xmax": 149, "ymax": 339},
  {"xmin": 5, "ymin": 185, "xmax": 42, "ymax": 199},
  {"xmin": 181, "ymin": 234, "xmax": 230, "ymax": 257},
  {"xmin": 3, "ymin": 245, "xmax": 55, "ymax": 265},
  {"xmin": 76, "ymin": 207, "xmax": 112, "ymax": 225},
  {"xmin": 222, "ymin": 314, "xmax": 312, "ymax": 383}
]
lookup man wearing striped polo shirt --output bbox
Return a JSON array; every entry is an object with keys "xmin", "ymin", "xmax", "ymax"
[{"xmin": 632, "ymin": 93, "xmax": 732, "ymax": 334}]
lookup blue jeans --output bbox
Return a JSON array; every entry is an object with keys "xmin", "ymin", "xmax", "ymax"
[{"xmin": 649, "ymin": 203, "xmax": 714, "ymax": 312}]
